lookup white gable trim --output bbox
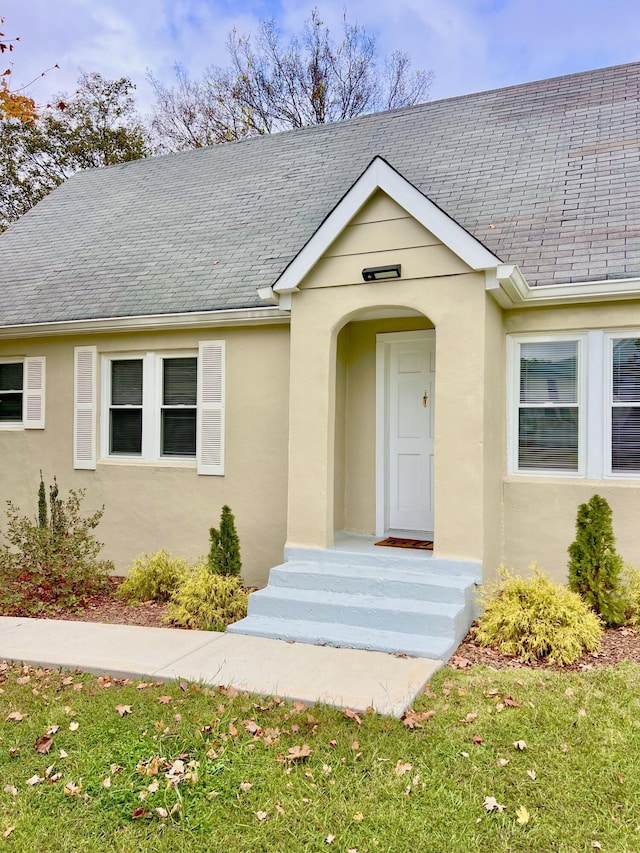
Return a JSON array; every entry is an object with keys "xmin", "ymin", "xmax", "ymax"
[
  {"xmin": 272, "ymin": 157, "xmax": 500, "ymax": 295},
  {"xmin": 488, "ymin": 266, "xmax": 640, "ymax": 309}
]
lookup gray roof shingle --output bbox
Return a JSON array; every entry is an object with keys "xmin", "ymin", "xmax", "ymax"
[{"xmin": 1, "ymin": 61, "xmax": 640, "ymax": 326}]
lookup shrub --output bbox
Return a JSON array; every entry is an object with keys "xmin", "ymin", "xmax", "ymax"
[
  {"xmin": 0, "ymin": 477, "xmax": 112, "ymax": 615},
  {"xmin": 208, "ymin": 504, "xmax": 242, "ymax": 577},
  {"xmin": 473, "ymin": 566, "xmax": 603, "ymax": 665},
  {"xmin": 117, "ymin": 550, "xmax": 191, "ymax": 603},
  {"xmin": 166, "ymin": 567, "xmax": 248, "ymax": 631},
  {"xmin": 568, "ymin": 494, "xmax": 625, "ymax": 626},
  {"xmin": 622, "ymin": 564, "xmax": 640, "ymax": 629}
]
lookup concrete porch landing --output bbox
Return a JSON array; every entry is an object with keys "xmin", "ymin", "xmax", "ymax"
[{"xmin": 229, "ymin": 535, "xmax": 482, "ymax": 662}]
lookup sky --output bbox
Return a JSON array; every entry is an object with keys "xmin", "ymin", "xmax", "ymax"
[{"xmin": 3, "ymin": 0, "xmax": 639, "ymax": 116}]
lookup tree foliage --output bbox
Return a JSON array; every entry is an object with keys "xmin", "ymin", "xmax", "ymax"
[
  {"xmin": 0, "ymin": 17, "xmax": 39, "ymax": 123},
  {"xmin": 150, "ymin": 8, "xmax": 433, "ymax": 151},
  {"xmin": 568, "ymin": 494, "xmax": 625, "ymax": 627},
  {"xmin": 0, "ymin": 71, "xmax": 151, "ymax": 230}
]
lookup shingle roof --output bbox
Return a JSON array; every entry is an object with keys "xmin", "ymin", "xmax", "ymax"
[{"xmin": 1, "ymin": 61, "xmax": 640, "ymax": 326}]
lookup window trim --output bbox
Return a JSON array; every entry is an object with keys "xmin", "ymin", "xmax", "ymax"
[
  {"xmin": 0, "ymin": 357, "xmax": 24, "ymax": 429},
  {"xmin": 605, "ymin": 331, "xmax": 640, "ymax": 479},
  {"xmin": 507, "ymin": 333, "xmax": 587, "ymax": 477},
  {"xmin": 100, "ymin": 350, "xmax": 198, "ymax": 464}
]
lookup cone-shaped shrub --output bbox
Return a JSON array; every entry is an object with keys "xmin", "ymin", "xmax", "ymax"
[
  {"xmin": 208, "ymin": 505, "xmax": 242, "ymax": 577},
  {"xmin": 568, "ymin": 494, "xmax": 625, "ymax": 626}
]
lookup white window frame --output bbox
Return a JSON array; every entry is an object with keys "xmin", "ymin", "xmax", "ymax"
[
  {"xmin": 101, "ymin": 350, "xmax": 198, "ymax": 463},
  {"xmin": 507, "ymin": 333, "xmax": 588, "ymax": 477},
  {"xmin": 0, "ymin": 356, "xmax": 46, "ymax": 431},
  {"xmin": 605, "ymin": 330, "xmax": 640, "ymax": 479}
]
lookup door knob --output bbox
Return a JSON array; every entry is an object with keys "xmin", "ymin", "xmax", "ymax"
[{"xmin": 423, "ymin": 391, "xmax": 429, "ymax": 407}]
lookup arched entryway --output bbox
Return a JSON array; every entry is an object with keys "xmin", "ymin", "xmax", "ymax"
[{"xmin": 333, "ymin": 309, "xmax": 436, "ymax": 545}]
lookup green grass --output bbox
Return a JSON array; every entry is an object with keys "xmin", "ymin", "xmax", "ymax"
[{"xmin": 1, "ymin": 661, "xmax": 640, "ymax": 852}]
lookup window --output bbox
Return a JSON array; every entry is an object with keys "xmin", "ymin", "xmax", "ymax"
[
  {"xmin": 0, "ymin": 361, "xmax": 23, "ymax": 423},
  {"xmin": 105, "ymin": 353, "xmax": 197, "ymax": 460},
  {"xmin": 0, "ymin": 357, "xmax": 45, "ymax": 430},
  {"xmin": 509, "ymin": 335, "xmax": 585, "ymax": 475},
  {"xmin": 87, "ymin": 342, "xmax": 224, "ymax": 474},
  {"xmin": 610, "ymin": 336, "xmax": 640, "ymax": 474}
]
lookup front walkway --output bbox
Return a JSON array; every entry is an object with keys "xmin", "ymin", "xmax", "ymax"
[{"xmin": 0, "ymin": 616, "xmax": 440, "ymax": 717}]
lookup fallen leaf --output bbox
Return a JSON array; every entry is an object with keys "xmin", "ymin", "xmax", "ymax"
[
  {"xmin": 158, "ymin": 696, "xmax": 172, "ymax": 705},
  {"xmin": 344, "ymin": 708, "xmax": 362, "ymax": 725},
  {"xmin": 6, "ymin": 711, "xmax": 27, "ymax": 722},
  {"xmin": 155, "ymin": 807, "xmax": 168, "ymax": 819},
  {"xmin": 255, "ymin": 811, "xmax": 268, "ymax": 821},
  {"xmin": 353, "ymin": 812, "xmax": 364, "ymax": 822},
  {"xmin": 3, "ymin": 826, "xmax": 16, "ymax": 839},
  {"xmin": 64, "ymin": 780, "xmax": 82, "ymax": 796},
  {"xmin": 147, "ymin": 781, "xmax": 159, "ymax": 793},
  {"xmin": 26, "ymin": 774, "xmax": 43, "ymax": 786},
  {"xmin": 483, "ymin": 796, "xmax": 505, "ymax": 813},
  {"xmin": 69, "ymin": 721, "xmax": 80, "ymax": 732},
  {"xmin": 497, "ymin": 758, "xmax": 509, "ymax": 767},
  {"xmin": 240, "ymin": 781, "xmax": 253, "ymax": 792},
  {"xmin": 516, "ymin": 805, "xmax": 530, "ymax": 825},
  {"xmin": 287, "ymin": 744, "xmax": 311, "ymax": 762},
  {"xmin": 394, "ymin": 761, "xmax": 413, "ymax": 776},
  {"xmin": 513, "ymin": 740, "xmax": 527, "ymax": 751},
  {"xmin": 504, "ymin": 696, "xmax": 523, "ymax": 707},
  {"xmin": 102, "ymin": 777, "xmax": 111, "ymax": 788},
  {"xmin": 3, "ymin": 785, "xmax": 17, "ymax": 796},
  {"xmin": 325, "ymin": 835, "xmax": 335, "ymax": 845},
  {"xmin": 115, "ymin": 705, "xmax": 132, "ymax": 717},
  {"xmin": 131, "ymin": 807, "xmax": 151, "ymax": 819},
  {"xmin": 59, "ymin": 749, "xmax": 69, "ymax": 759},
  {"xmin": 460, "ymin": 751, "xmax": 469, "ymax": 758},
  {"xmin": 593, "ymin": 843, "xmax": 602, "ymax": 850},
  {"xmin": 459, "ymin": 711, "xmax": 478, "ymax": 724},
  {"xmin": 45, "ymin": 725, "xmax": 60, "ymax": 735},
  {"xmin": 34, "ymin": 735, "xmax": 53, "ymax": 754},
  {"xmin": 527, "ymin": 769, "xmax": 537, "ymax": 781},
  {"xmin": 472, "ymin": 736, "xmax": 484, "ymax": 745}
]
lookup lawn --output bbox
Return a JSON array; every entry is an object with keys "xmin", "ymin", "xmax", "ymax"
[{"xmin": 1, "ymin": 661, "xmax": 640, "ymax": 852}]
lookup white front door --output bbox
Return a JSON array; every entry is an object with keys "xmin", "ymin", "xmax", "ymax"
[{"xmin": 379, "ymin": 332, "xmax": 435, "ymax": 534}]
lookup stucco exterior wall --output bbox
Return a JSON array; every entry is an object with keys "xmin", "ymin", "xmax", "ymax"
[
  {"xmin": 502, "ymin": 299, "xmax": 640, "ymax": 581},
  {"xmin": 0, "ymin": 325, "xmax": 290, "ymax": 587}
]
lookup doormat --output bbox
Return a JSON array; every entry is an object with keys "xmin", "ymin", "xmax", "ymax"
[{"xmin": 374, "ymin": 537, "xmax": 434, "ymax": 550}]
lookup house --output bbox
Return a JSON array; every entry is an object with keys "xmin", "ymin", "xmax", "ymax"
[{"xmin": 2, "ymin": 62, "xmax": 640, "ymax": 659}]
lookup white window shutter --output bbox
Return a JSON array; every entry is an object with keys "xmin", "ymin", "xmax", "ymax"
[
  {"xmin": 23, "ymin": 357, "xmax": 46, "ymax": 429},
  {"xmin": 197, "ymin": 340, "xmax": 225, "ymax": 475},
  {"xmin": 74, "ymin": 346, "xmax": 97, "ymax": 470}
]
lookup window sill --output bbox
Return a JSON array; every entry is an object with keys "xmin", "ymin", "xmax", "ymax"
[
  {"xmin": 98, "ymin": 458, "xmax": 197, "ymax": 469},
  {"xmin": 0, "ymin": 423, "xmax": 24, "ymax": 431}
]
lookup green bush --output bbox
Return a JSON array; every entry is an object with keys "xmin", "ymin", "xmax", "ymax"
[
  {"xmin": 117, "ymin": 550, "xmax": 191, "ymax": 603},
  {"xmin": 473, "ymin": 566, "xmax": 603, "ymax": 665},
  {"xmin": 568, "ymin": 494, "xmax": 625, "ymax": 626},
  {"xmin": 622, "ymin": 564, "xmax": 640, "ymax": 629},
  {"xmin": 166, "ymin": 567, "xmax": 248, "ymax": 631},
  {"xmin": 0, "ymin": 476, "xmax": 112, "ymax": 615},
  {"xmin": 208, "ymin": 504, "xmax": 242, "ymax": 577}
]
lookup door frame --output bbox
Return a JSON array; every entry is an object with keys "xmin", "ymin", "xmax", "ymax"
[{"xmin": 375, "ymin": 329, "xmax": 435, "ymax": 537}]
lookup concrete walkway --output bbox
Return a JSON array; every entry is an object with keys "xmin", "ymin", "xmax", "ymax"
[{"xmin": 0, "ymin": 616, "xmax": 441, "ymax": 717}]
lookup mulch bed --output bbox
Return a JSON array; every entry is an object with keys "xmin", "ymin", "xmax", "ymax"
[{"xmin": 6, "ymin": 578, "xmax": 640, "ymax": 671}]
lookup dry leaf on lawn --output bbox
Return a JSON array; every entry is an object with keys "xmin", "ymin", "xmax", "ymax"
[
  {"xmin": 483, "ymin": 796, "xmax": 505, "ymax": 813},
  {"xmin": 6, "ymin": 711, "xmax": 27, "ymax": 722},
  {"xmin": 115, "ymin": 705, "xmax": 132, "ymax": 717},
  {"xmin": 516, "ymin": 805, "xmax": 530, "ymax": 825},
  {"xmin": 34, "ymin": 736, "xmax": 53, "ymax": 754},
  {"xmin": 287, "ymin": 744, "xmax": 311, "ymax": 762}
]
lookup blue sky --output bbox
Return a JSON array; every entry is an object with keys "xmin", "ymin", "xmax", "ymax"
[{"xmin": 3, "ymin": 0, "xmax": 639, "ymax": 114}]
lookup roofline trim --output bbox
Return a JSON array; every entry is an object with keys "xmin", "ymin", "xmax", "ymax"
[
  {"xmin": 270, "ymin": 156, "xmax": 501, "ymax": 296},
  {"xmin": 0, "ymin": 306, "xmax": 290, "ymax": 340},
  {"xmin": 489, "ymin": 265, "xmax": 640, "ymax": 308}
]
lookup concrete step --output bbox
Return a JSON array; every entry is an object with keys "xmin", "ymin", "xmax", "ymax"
[
  {"xmin": 285, "ymin": 545, "xmax": 482, "ymax": 580},
  {"xmin": 268, "ymin": 561, "xmax": 477, "ymax": 605},
  {"xmin": 227, "ymin": 615, "xmax": 457, "ymax": 660},
  {"xmin": 243, "ymin": 586, "xmax": 469, "ymax": 639}
]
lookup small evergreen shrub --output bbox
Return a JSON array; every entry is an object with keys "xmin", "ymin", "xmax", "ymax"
[
  {"xmin": 0, "ymin": 477, "xmax": 112, "ymax": 615},
  {"xmin": 117, "ymin": 550, "xmax": 191, "ymax": 603},
  {"xmin": 622, "ymin": 564, "xmax": 640, "ymax": 629},
  {"xmin": 568, "ymin": 494, "xmax": 625, "ymax": 627},
  {"xmin": 166, "ymin": 567, "xmax": 248, "ymax": 631},
  {"xmin": 474, "ymin": 566, "xmax": 603, "ymax": 665},
  {"xmin": 208, "ymin": 505, "xmax": 242, "ymax": 577}
]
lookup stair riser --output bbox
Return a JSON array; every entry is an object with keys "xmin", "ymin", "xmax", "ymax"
[
  {"xmin": 268, "ymin": 568, "xmax": 475, "ymax": 606},
  {"xmin": 247, "ymin": 593, "xmax": 469, "ymax": 637}
]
